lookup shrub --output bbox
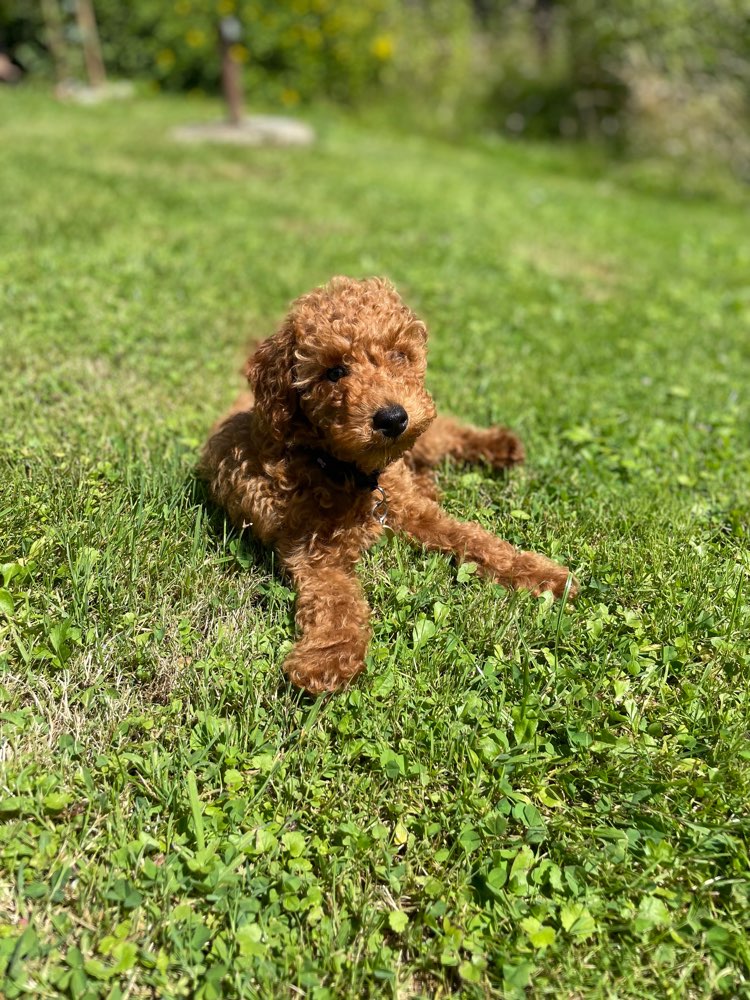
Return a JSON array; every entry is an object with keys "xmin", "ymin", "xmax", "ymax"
[
  {"xmin": 477, "ymin": 0, "xmax": 750, "ymax": 181},
  {"xmin": 1, "ymin": 0, "xmax": 396, "ymax": 106},
  {"xmin": 100, "ymin": 0, "xmax": 398, "ymax": 105}
]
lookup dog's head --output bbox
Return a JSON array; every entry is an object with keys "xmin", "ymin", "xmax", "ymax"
[{"xmin": 247, "ymin": 276, "xmax": 436, "ymax": 472}]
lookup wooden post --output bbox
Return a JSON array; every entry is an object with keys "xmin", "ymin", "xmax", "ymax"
[
  {"xmin": 75, "ymin": 0, "xmax": 106, "ymax": 88},
  {"xmin": 218, "ymin": 17, "xmax": 244, "ymax": 125}
]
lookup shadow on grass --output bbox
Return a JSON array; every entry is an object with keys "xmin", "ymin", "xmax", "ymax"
[
  {"xmin": 187, "ymin": 469, "xmax": 277, "ymax": 579},
  {"xmin": 185, "ymin": 470, "xmax": 322, "ymax": 705}
]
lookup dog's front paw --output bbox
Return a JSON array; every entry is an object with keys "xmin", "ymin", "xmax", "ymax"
[
  {"xmin": 283, "ymin": 638, "xmax": 367, "ymax": 695},
  {"xmin": 512, "ymin": 551, "xmax": 578, "ymax": 600},
  {"xmin": 478, "ymin": 428, "xmax": 526, "ymax": 469}
]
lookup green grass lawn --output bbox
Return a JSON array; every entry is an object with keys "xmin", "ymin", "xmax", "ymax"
[{"xmin": 1, "ymin": 89, "xmax": 749, "ymax": 999}]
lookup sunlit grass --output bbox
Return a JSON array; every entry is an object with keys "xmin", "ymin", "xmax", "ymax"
[{"xmin": 1, "ymin": 89, "xmax": 749, "ymax": 998}]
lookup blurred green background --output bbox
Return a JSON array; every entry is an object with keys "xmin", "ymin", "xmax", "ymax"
[{"xmin": 2, "ymin": 0, "xmax": 749, "ymax": 189}]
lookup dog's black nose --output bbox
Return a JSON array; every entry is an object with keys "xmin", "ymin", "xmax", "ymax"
[{"xmin": 372, "ymin": 404, "xmax": 409, "ymax": 439}]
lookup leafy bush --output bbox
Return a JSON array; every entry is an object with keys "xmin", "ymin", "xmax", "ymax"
[
  {"xmin": 476, "ymin": 0, "xmax": 750, "ymax": 182},
  {"xmin": 378, "ymin": 0, "xmax": 481, "ymax": 134},
  {"xmin": 481, "ymin": 1, "xmax": 748, "ymax": 133},
  {"xmin": 1, "ymin": 0, "xmax": 397, "ymax": 106}
]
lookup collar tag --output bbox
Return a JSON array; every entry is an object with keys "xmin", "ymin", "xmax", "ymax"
[{"xmin": 372, "ymin": 486, "xmax": 388, "ymax": 525}]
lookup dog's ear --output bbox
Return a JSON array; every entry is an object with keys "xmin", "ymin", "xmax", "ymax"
[{"xmin": 245, "ymin": 318, "xmax": 297, "ymax": 438}]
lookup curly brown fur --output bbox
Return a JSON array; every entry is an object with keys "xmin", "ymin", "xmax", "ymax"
[{"xmin": 201, "ymin": 276, "xmax": 577, "ymax": 694}]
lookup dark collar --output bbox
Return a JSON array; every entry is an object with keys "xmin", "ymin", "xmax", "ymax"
[{"xmin": 306, "ymin": 448, "xmax": 381, "ymax": 491}]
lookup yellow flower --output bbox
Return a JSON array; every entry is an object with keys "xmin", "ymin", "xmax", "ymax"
[
  {"xmin": 371, "ymin": 34, "xmax": 394, "ymax": 61},
  {"xmin": 229, "ymin": 43, "xmax": 248, "ymax": 63},
  {"xmin": 156, "ymin": 48, "xmax": 176, "ymax": 69},
  {"xmin": 303, "ymin": 27, "xmax": 322, "ymax": 50},
  {"xmin": 217, "ymin": 0, "xmax": 236, "ymax": 13},
  {"xmin": 281, "ymin": 88, "xmax": 300, "ymax": 107},
  {"xmin": 185, "ymin": 28, "xmax": 207, "ymax": 48}
]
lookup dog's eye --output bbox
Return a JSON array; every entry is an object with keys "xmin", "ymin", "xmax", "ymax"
[
  {"xmin": 388, "ymin": 350, "xmax": 408, "ymax": 364},
  {"xmin": 326, "ymin": 365, "xmax": 348, "ymax": 382}
]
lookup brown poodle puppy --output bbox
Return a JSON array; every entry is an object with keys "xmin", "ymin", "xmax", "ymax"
[{"xmin": 201, "ymin": 276, "xmax": 576, "ymax": 694}]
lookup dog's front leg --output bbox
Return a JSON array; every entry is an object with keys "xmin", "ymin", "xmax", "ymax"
[
  {"xmin": 278, "ymin": 543, "xmax": 371, "ymax": 694},
  {"xmin": 409, "ymin": 416, "xmax": 525, "ymax": 471},
  {"xmin": 387, "ymin": 471, "xmax": 576, "ymax": 598}
]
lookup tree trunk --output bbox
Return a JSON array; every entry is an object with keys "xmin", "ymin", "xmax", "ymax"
[{"xmin": 75, "ymin": 0, "xmax": 106, "ymax": 88}]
